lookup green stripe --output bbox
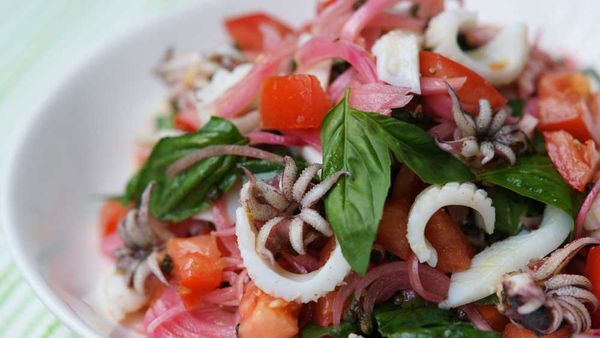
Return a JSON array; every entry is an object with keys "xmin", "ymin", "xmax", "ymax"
[
  {"xmin": 18, "ymin": 306, "xmax": 51, "ymax": 338},
  {"xmin": 0, "ymin": 291, "xmax": 34, "ymax": 333},
  {"xmin": 0, "ymin": 272, "xmax": 22, "ymax": 304},
  {"xmin": 0, "ymin": 261, "xmax": 16, "ymax": 279},
  {"xmin": 41, "ymin": 319, "xmax": 61, "ymax": 338}
]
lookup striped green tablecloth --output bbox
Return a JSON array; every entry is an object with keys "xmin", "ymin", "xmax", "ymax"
[{"xmin": 0, "ymin": 1, "xmax": 190, "ymax": 336}]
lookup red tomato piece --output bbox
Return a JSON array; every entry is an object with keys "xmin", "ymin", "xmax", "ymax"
[
  {"xmin": 99, "ymin": 200, "xmax": 129, "ymax": 236},
  {"xmin": 537, "ymin": 72, "xmax": 599, "ymax": 142},
  {"xmin": 314, "ymin": 290, "xmax": 337, "ymax": 327},
  {"xmin": 503, "ymin": 323, "xmax": 571, "ymax": 338},
  {"xmin": 419, "ymin": 51, "xmax": 507, "ymax": 110},
  {"xmin": 224, "ymin": 12, "xmax": 293, "ymax": 52},
  {"xmin": 238, "ymin": 282, "xmax": 301, "ymax": 338},
  {"xmin": 475, "ymin": 305, "xmax": 509, "ymax": 332},
  {"xmin": 586, "ymin": 246, "xmax": 600, "ymax": 327},
  {"xmin": 544, "ymin": 130, "xmax": 599, "ymax": 192},
  {"xmin": 166, "ymin": 235, "xmax": 223, "ymax": 307},
  {"xmin": 260, "ymin": 74, "xmax": 332, "ymax": 130}
]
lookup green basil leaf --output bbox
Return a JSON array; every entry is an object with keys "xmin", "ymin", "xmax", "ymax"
[
  {"xmin": 300, "ymin": 323, "xmax": 359, "ymax": 338},
  {"xmin": 321, "ymin": 92, "xmax": 474, "ymax": 274},
  {"xmin": 124, "ymin": 117, "xmax": 247, "ymax": 221},
  {"xmin": 486, "ymin": 187, "xmax": 535, "ymax": 236},
  {"xmin": 507, "ymin": 99, "xmax": 524, "ymax": 117},
  {"xmin": 478, "ymin": 154, "xmax": 574, "ymax": 215},
  {"xmin": 374, "ymin": 303, "xmax": 501, "ymax": 338},
  {"xmin": 369, "ymin": 113, "xmax": 474, "ymax": 184},
  {"xmin": 321, "ymin": 95, "xmax": 393, "ymax": 275}
]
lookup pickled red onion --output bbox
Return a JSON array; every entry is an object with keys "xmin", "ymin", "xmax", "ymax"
[
  {"xmin": 340, "ymin": 0, "xmax": 401, "ymax": 42},
  {"xmin": 296, "ymin": 36, "xmax": 378, "ymax": 83},
  {"xmin": 349, "ymin": 81, "xmax": 412, "ymax": 115},
  {"xmin": 576, "ymin": 179, "xmax": 600, "ymax": 239}
]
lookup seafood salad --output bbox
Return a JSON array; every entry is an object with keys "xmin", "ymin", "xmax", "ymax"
[{"xmin": 97, "ymin": 0, "xmax": 600, "ymax": 337}]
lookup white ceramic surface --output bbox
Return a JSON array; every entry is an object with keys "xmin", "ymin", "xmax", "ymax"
[{"xmin": 2, "ymin": 0, "xmax": 600, "ymax": 337}]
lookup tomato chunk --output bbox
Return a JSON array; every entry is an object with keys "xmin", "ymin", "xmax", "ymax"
[
  {"xmin": 419, "ymin": 51, "xmax": 507, "ymax": 110},
  {"xmin": 503, "ymin": 323, "xmax": 571, "ymax": 338},
  {"xmin": 475, "ymin": 305, "xmax": 509, "ymax": 332},
  {"xmin": 224, "ymin": 12, "xmax": 293, "ymax": 52},
  {"xmin": 537, "ymin": 72, "xmax": 599, "ymax": 142},
  {"xmin": 260, "ymin": 74, "xmax": 332, "ymax": 129},
  {"xmin": 586, "ymin": 246, "xmax": 600, "ymax": 326},
  {"xmin": 167, "ymin": 235, "xmax": 223, "ymax": 307},
  {"xmin": 239, "ymin": 282, "xmax": 301, "ymax": 338},
  {"xmin": 544, "ymin": 130, "xmax": 599, "ymax": 192},
  {"xmin": 376, "ymin": 197, "xmax": 474, "ymax": 273},
  {"xmin": 99, "ymin": 200, "xmax": 129, "ymax": 236}
]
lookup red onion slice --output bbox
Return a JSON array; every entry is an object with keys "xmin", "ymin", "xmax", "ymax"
[
  {"xmin": 340, "ymin": 0, "xmax": 401, "ymax": 42},
  {"xmin": 167, "ymin": 145, "xmax": 285, "ymax": 178},
  {"xmin": 367, "ymin": 12, "xmax": 426, "ymax": 33},
  {"xmin": 576, "ymin": 179, "xmax": 600, "ymax": 239},
  {"xmin": 312, "ymin": 0, "xmax": 354, "ymax": 37},
  {"xmin": 296, "ymin": 36, "xmax": 378, "ymax": 83},
  {"xmin": 349, "ymin": 81, "xmax": 413, "ymax": 115},
  {"xmin": 460, "ymin": 304, "xmax": 494, "ymax": 331},
  {"xmin": 328, "ymin": 68, "xmax": 357, "ymax": 103},
  {"xmin": 408, "ymin": 254, "xmax": 450, "ymax": 303},
  {"xmin": 332, "ymin": 273, "xmax": 361, "ymax": 327}
]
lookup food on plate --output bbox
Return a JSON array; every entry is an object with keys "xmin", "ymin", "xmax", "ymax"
[{"xmin": 97, "ymin": 1, "xmax": 600, "ymax": 336}]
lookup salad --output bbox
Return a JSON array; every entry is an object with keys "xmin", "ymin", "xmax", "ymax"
[{"xmin": 97, "ymin": 0, "xmax": 600, "ymax": 337}]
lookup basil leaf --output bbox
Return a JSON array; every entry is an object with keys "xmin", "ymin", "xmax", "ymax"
[
  {"xmin": 478, "ymin": 154, "xmax": 574, "ymax": 215},
  {"xmin": 321, "ymin": 92, "xmax": 474, "ymax": 274},
  {"xmin": 124, "ymin": 117, "xmax": 247, "ymax": 221},
  {"xmin": 321, "ymin": 95, "xmax": 393, "ymax": 275},
  {"xmin": 507, "ymin": 99, "xmax": 524, "ymax": 117},
  {"xmin": 474, "ymin": 294, "xmax": 500, "ymax": 305},
  {"xmin": 486, "ymin": 187, "xmax": 535, "ymax": 236},
  {"xmin": 374, "ymin": 303, "xmax": 501, "ymax": 338},
  {"xmin": 370, "ymin": 114, "xmax": 474, "ymax": 184},
  {"xmin": 300, "ymin": 323, "xmax": 359, "ymax": 338}
]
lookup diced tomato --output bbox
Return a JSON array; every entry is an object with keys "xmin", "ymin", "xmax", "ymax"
[
  {"xmin": 544, "ymin": 130, "xmax": 599, "ymax": 192},
  {"xmin": 586, "ymin": 246, "xmax": 600, "ymax": 326},
  {"xmin": 224, "ymin": 12, "xmax": 293, "ymax": 52},
  {"xmin": 537, "ymin": 72, "xmax": 599, "ymax": 142},
  {"xmin": 239, "ymin": 282, "xmax": 301, "ymax": 338},
  {"xmin": 502, "ymin": 323, "xmax": 571, "ymax": 338},
  {"xmin": 419, "ymin": 51, "xmax": 507, "ymax": 110},
  {"xmin": 376, "ymin": 197, "xmax": 474, "ymax": 273},
  {"xmin": 314, "ymin": 290, "xmax": 337, "ymax": 327},
  {"xmin": 260, "ymin": 74, "xmax": 333, "ymax": 130},
  {"xmin": 476, "ymin": 305, "xmax": 509, "ymax": 332},
  {"xmin": 99, "ymin": 200, "xmax": 129, "ymax": 236},
  {"xmin": 166, "ymin": 235, "xmax": 223, "ymax": 307}
]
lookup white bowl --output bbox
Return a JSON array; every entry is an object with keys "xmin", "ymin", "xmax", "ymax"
[{"xmin": 2, "ymin": 0, "xmax": 599, "ymax": 337}]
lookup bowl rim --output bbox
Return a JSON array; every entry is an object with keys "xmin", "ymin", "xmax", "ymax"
[{"xmin": 0, "ymin": 1, "xmax": 211, "ymax": 336}]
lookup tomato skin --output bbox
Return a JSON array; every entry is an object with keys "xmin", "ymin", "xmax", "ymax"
[
  {"xmin": 224, "ymin": 12, "xmax": 293, "ymax": 52},
  {"xmin": 419, "ymin": 51, "xmax": 507, "ymax": 110},
  {"xmin": 239, "ymin": 282, "xmax": 301, "ymax": 338},
  {"xmin": 537, "ymin": 72, "xmax": 599, "ymax": 142},
  {"xmin": 100, "ymin": 200, "xmax": 129, "ymax": 236},
  {"xmin": 314, "ymin": 290, "xmax": 337, "ymax": 327},
  {"xmin": 476, "ymin": 305, "xmax": 509, "ymax": 332},
  {"xmin": 260, "ymin": 74, "xmax": 333, "ymax": 130},
  {"xmin": 544, "ymin": 130, "xmax": 599, "ymax": 192},
  {"xmin": 586, "ymin": 246, "xmax": 600, "ymax": 327},
  {"xmin": 166, "ymin": 235, "xmax": 223, "ymax": 307}
]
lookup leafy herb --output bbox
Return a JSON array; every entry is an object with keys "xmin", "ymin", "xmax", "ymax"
[
  {"xmin": 321, "ymin": 91, "xmax": 474, "ymax": 274},
  {"xmin": 487, "ymin": 186, "xmax": 541, "ymax": 236},
  {"xmin": 478, "ymin": 154, "xmax": 574, "ymax": 215},
  {"xmin": 300, "ymin": 323, "xmax": 360, "ymax": 338},
  {"xmin": 374, "ymin": 302, "xmax": 501, "ymax": 338},
  {"xmin": 156, "ymin": 115, "xmax": 174, "ymax": 130},
  {"xmin": 507, "ymin": 99, "xmax": 524, "ymax": 117},
  {"xmin": 123, "ymin": 117, "xmax": 247, "ymax": 221}
]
